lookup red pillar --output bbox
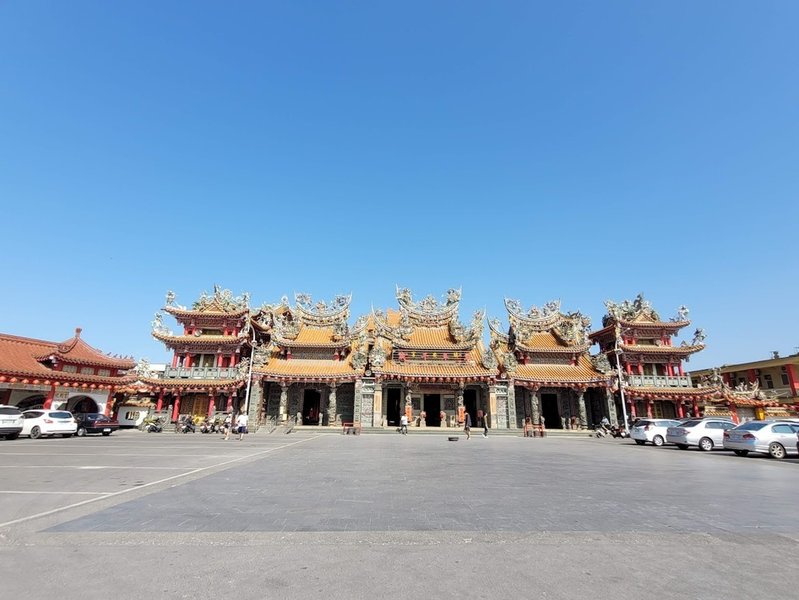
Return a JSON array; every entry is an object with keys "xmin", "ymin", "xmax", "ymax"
[
  {"xmin": 647, "ymin": 401, "xmax": 653, "ymax": 418},
  {"xmin": 104, "ymin": 390, "xmax": 114, "ymax": 416},
  {"xmin": 729, "ymin": 403, "xmax": 739, "ymax": 424},
  {"xmin": 185, "ymin": 353, "xmax": 192, "ymax": 368},
  {"xmin": 666, "ymin": 363, "xmax": 674, "ymax": 376},
  {"xmin": 43, "ymin": 384, "xmax": 56, "ymax": 409},
  {"xmin": 230, "ymin": 354, "xmax": 237, "ymax": 367},
  {"xmin": 172, "ymin": 354, "xmax": 179, "ymax": 368},
  {"xmin": 172, "ymin": 393, "xmax": 181, "ymax": 422},
  {"xmin": 226, "ymin": 392, "xmax": 234, "ymax": 412},
  {"xmin": 156, "ymin": 390, "xmax": 164, "ymax": 411},
  {"xmin": 748, "ymin": 369, "xmax": 757, "ymax": 384},
  {"xmin": 217, "ymin": 354, "xmax": 224, "ymax": 367},
  {"xmin": 208, "ymin": 394, "xmax": 216, "ymax": 417},
  {"xmin": 785, "ymin": 364, "xmax": 797, "ymax": 397},
  {"xmin": 637, "ymin": 363, "xmax": 644, "ymax": 375},
  {"xmin": 625, "ymin": 363, "xmax": 632, "ymax": 375},
  {"xmin": 678, "ymin": 363, "xmax": 684, "ymax": 376},
  {"xmin": 692, "ymin": 400, "xmax": 699, "ymax": 417},
  {"xmin": 676, "ymin": 401, "xmax": 684, "ymax": 418},
  {"xmin": 629, "ymin": 401, "xmax": 637, "ymax": 418}
]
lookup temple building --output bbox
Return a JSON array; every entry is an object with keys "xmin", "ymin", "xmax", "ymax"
[
  {"xmin": 589, "ymin": 295, "xmax": 714, "ymax": 421},
  {"xmin": 488, "ymin": 299, "xmax": 611, "ymax": 429},
  {"xmin": 250, "ymin": 294, "xmax": 364, "ymax": 427},
  {"xmin": 0, "ymin": 328, "xmax": 134, "ymax": 414},
  {"xmin": 368, "ymin": 287, "xmax": 496, "ymax": 428},
  {"xmin": 137, "ymin": 287, "xmax": 251, "ymax": 422}
]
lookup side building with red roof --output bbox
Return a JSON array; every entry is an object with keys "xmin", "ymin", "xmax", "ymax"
[{"xmin": 0, "ymin": 328, "xmax": 135, "ymax": 415}]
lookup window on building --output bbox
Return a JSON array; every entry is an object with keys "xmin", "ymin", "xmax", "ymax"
[
  {"xmin": 781, "ymin": 370, "xmax": 790, "ymax": 385},
  {"xmin": 764, "ymin": 374, "xmax": 774, "ymax": 389},
  {"xmin": 97, "ymin": 369, "xmax": 111, "ymax": 377},
  {"xmin": 62, "ymin": 364, "xmax": 78, "ymax": 373},
  {"xmin": 80, "ymin": 366, "xmax": 94, "ymax": 375}
]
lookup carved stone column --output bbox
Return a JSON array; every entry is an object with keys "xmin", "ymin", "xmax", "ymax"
[
  {"xmin": 605, "ymin": 388, "xmax": 618, "ymax": 426},
  {"xmin": 531, "ymin": 389, "xmax": 541, "ymax": 426},
  {"xmin": 373, "ymin": 383, "xmax": 383, "ymax": 427},
  {"xmin": 577, "ymin": 391, "xmax": 587, "ymax": 430},
  {"xmin": 327, "ymin": 383, "xmax": 338, "ymax": 425},
  {"xmin": 279, "ymin": 383, "xmax": 289, "ymax": 421}
]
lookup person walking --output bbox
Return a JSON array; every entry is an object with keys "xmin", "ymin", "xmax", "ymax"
[
  {"xmin": 236, "ymin": 411, "xmax": 249, "ymax": 441},
  {"xmin": 464, "ymin": 411, "xmax": 472, "ymax": 440},
  {"xmin": 223, "ymin": 413, "xmax": 233, "ymax": 440},
  {"xmin": 482, "ymin": 412, "xmax": 489, "ymax": 438},
  {"xmin": 399, "ymin": 413, "xmax": 408, "ymax": 435}
]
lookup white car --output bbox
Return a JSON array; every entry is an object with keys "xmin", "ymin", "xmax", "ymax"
[
  {"xmin": 666, "ymin": 418, "xmax": 736, "ymax": 451},
  {"xmin": 0, "ymin": 404, "xmax": 24, "ymax": 440},
  {"xmin": 723, "ymin": 420, "xmax": 799, "ymax": 459},
  {"xmin": 631, "ymin": 419, "xmax": 682, "ymax": 446},
  {"xmin": 21, "ymin": 410, "xmax": 78, "ymax": 439}
]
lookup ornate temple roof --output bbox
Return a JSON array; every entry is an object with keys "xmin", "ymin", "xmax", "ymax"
[
  {"xmin": 488, "ymin": 299, "xmax": 606, "ymax": 386},
  {"xmin": 591, "ymin": 294, "xmax": 691, "ymax": 339},
  {"xmin": 0, "ymin": 329, "xmax": 135, "ymax": 388},
  {"xmin": 136, "ymin": 377, "xmax": 244, "ymax": 393},
  {"xmin": 161, "ymin": 286, "xmax": 250, "ymax": 321},
  {"xmin": 251, "ymin": 293, "xmax": 365, "ymax": 383},
  {"xmin": 370, "ymin": 288, "xmax": 495, "ymax": 382},
  {"xmin": 151, "ymin": 331, "xmax": 248, "ymax": 347}
]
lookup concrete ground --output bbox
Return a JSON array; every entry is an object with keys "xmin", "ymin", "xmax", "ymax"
[{"xmin": 1, "ymin": 429, "xmax": 797, "ymax": 599}]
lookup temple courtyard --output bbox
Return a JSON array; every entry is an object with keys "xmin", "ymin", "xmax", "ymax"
[{"xmin": 1, "ymin": 430, "xmax": 797, "ymax": 599}]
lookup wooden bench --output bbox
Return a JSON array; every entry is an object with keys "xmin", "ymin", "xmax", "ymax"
[{"xmin": 341, "ymin": 421, "xmax": 362, "ymax": 435}]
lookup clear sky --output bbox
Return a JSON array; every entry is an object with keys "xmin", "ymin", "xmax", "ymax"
[{"xmin": 1, "ymin": 1, "xmax": 797, "ymax": 370}]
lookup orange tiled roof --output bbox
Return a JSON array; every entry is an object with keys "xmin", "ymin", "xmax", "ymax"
[
  {"xmin": 163, "ymin": 305, "xmax": 248, "ymax": 319},
  {"xmin": 376, "ymin": 348, "xmax": 494, "ymax": 380},
  {"xmin": 514, "ymin": 331, "xmax": 591, "ymax": 354},
  {"xmin": 255, "ymin": 360, "xmax": 357, "ymax": 380},
  {"xmin": 0, "ymin": 331, "xmax": 134, "ymax": 387},
  {"xmin": 620, "ymin": 343, "xmax": 703, "ymax": 355},
  {"xmin": 138, "ymin": 377, "xmax": 244, "ymax": 391},
  {"xmin": 626, "ymin": 386, "xmax": 715, "ymax": 399},
  {"xmin": 276, "ymin": 326, "xmax": 347, "ymax": 348},
  {"xmin": 512, "ymin": 356, "xmax": 607, "ymax": 385},
  {"xmin": 152, "ymin": 332, "xmax": 246, "ymax": 346}
]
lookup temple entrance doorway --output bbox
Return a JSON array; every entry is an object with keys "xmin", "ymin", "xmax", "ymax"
[
  {"xmin": 302, "ymin": 389, "xmax": 321, "ymax": 425},
  {"xmin": 464, "ymin": 389, "xmax": 477, "ymax": 427},
  {"xmin": 541, "ymin": 393, "xmax": 561, "ymax": 429},
  {"xmin": 423, "ymin": 394, "xmax": 441, "ymax": 427},
  {"xmin": 66, "ymin": 396, "xmax": 99, "ymax": 414},
  {"xmin": 386, "ymin": 388, "xmax": 401, "ymax": 426}
]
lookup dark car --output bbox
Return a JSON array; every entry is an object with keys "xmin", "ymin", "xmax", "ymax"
[{"xmin": 75, "ymin": 413, "xmax": 119, "ymax": 437}]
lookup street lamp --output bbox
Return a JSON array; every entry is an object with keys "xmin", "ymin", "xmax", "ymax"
[
  {"xmin": 613, "ymin": 325, "xmax": 630, "ymax": 434},
  {"xmin": 242, "ymin": 327, "xmax": 257, "ymax": 416}
]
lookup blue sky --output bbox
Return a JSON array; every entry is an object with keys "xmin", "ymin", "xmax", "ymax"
[{"xmin": 1, "ymin": 1, "xmax": 797, "ymax": 369}]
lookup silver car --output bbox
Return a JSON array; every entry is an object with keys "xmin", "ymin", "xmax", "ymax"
[
  {"xmin": 723, "ymin": 420, "xmax": 799, "ymax": 459},
  {"xmin": 631, "ymin": 419, "xmax": 682, "ymax": 446},
  {"xmin": 666, "ymin": 418, "xmax": 736, "ymax": 451}
]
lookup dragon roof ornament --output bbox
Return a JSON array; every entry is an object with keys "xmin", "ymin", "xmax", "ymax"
[
  {"xmin": 504, "ymin": 298, "xmax": 562, "ymax": 331},
  {"xmin": 189, "ymin": 285, "xmax": 250, "ymax": 313},
  {"xmin": 293, "ymin": 292, "xmax": 351, "ymax": 327},
  {"xmin": 602, "ymin": 293, "xmax": 662, "ymax": 327},
  {"xmin": 371, "ymin": 308, "xmax": 413, "ymax": 343},
  {"xmin": 395, "ymin": 286, "xmax": 461, "ymax": 326},
  {"xmin": 449, "ymin": 310, "xmax": 485, "ymax": 345}
]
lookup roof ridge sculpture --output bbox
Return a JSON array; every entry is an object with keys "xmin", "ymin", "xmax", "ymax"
[
  {"xmin": 293, "ymin": 292, "xmax": 351, "ymax": 327},
  {"xmin": 395, "ymin": 286, "xmax": 461, "ymax": 327},
  {"xmin": 600, "ymin": 293, "xmax": 691, "ymax": 328},
  {"xmin": 164, "ymin": 285, "xmax": 250, "ymax": 314}
]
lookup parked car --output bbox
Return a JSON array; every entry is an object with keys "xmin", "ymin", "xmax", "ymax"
[
  {"xmin": 0, "ymin": 404, "xmax": 24, "ymax": 440},
  {"xmin": 21, "ymin": 410, "xmax": 77, "ymax": 439},
  {"xmin": 723, "ymin": 420, "xmax": 799, "ymax": 459},
  {"xmin": 630, "ymin": 419, "xmax": 682, "ymax": 446},
  {"xmin": 74, "ymin": 413, "xmax": 119, "ymax": 437},
  {"xmin": 666, "ymin": 418, "xmax": 736, "ymax": 451}
]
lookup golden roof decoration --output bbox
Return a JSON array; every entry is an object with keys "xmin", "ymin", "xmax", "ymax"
[
  {"xmin": 293, "ymin": 292, "xmax": 351, "ymax": 327},
  {"xmin": 164, "ymin": 285, "xmax": 250, "ymax": 315},
  {"xmin": 396, "ymin": 286, "xmax": 461, "ymax": 327}
]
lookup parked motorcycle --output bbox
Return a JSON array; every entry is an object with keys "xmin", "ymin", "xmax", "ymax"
[
  {"xmin": 610, "ymin": 425, "xmax": 629, "ymax": 439},
  {"xmin": 177, "ymin": 416, "xmax": 196, "ymax": 434},
  {"xmin": 142, "ymin": 416, "xmax": 164, "ymax": 433}
]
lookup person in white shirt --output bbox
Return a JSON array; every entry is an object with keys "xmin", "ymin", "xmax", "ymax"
[
  {"xmin": 399, "ymin": 413, "xmax": 408, "ymax": 435},
  {"xmin": 236, "ymin": 411, "xmax": 249, "ymax": 441}
]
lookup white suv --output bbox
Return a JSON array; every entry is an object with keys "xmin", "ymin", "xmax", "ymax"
[
  {"xmin": 0, "ymin": 405, "xmax": 24, "ymax": 440},
  {"xmin": 666, "ymin": 418, "xmax": 736, "ymax": 451}
]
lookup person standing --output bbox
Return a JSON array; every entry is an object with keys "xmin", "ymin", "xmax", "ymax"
[
  {"xmin": 464, "ymin": 411, "xmax": 472, "ymax": 440},
  {"xmin": 400, "ymin": 413, "xmax": 408, "ymax": 435},
  {"xmin": 482, "ymin": 412, "xmax": 489, "ymax": 438},
  {"xmin": 236, "ymin": 411, "xmax": 249, "ymax": 441}
]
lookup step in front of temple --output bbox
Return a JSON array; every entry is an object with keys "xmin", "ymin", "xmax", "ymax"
[{"xmin": 258, "ymin": 424, "xmax": 594, "ymax": 438}]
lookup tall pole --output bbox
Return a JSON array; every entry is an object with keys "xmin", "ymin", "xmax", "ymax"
[
  {"xmin": 243, "ymin": 327, "xmax": 256, "ymax": 415},
  {"xmin": 614, "ymin": 325, "xmax": 630, "ymax": 434}
]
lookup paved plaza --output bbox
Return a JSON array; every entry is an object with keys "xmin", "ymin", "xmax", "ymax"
[{"xmin": 1, "ymin": 430, "xmax": 797, "ymax": 599}]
